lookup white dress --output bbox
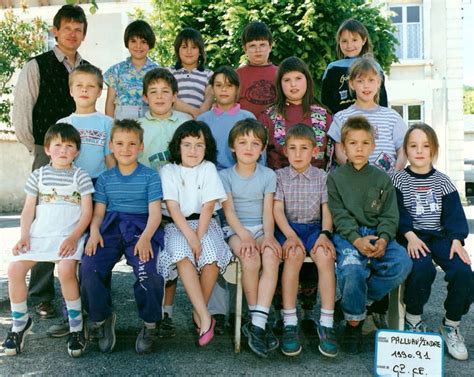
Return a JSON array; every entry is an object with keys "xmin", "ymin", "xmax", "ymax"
[
  {"xmin": 12, "ymin": 167, "xmax": 86, "ymax": 262},
  {"xmin": 158, "ymin": 161, "xmax": 232, "ymax": 281}
]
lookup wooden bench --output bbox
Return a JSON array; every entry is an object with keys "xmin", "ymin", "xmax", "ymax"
[{"xmin": 223, "ymin": 258, "xmax": 405, "ymax": 353}]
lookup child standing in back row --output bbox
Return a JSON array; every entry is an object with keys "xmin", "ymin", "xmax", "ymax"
[
  {"xmin": 104, "ymin": 20, "xmax": 159, "ymax": 120},
  {"xmin": 236, "ymin": 21, "xmax": 278, "ymax": 118},
  {"xmin": 321, "ymin": 18, "xmax": 388, "ymax": 115},
  {"xmin": 2, "ymin": 124, "xmax": 93, "ymax": 358},
  {"xmin": 392, "ymin": 123, "xmax": 473, "ymax": 361},
  {"xmin": 328, "ymin": 56, "xmax": 407, "ymax": 175}
]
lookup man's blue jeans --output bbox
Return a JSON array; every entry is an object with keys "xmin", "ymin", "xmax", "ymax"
[{"xmin": 333, "ymin": 227, "xmax": 412, "ymax": 321}]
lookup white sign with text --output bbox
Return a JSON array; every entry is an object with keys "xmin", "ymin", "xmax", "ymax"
[{"xmin": 375, "ymin": 329, "xmax": 444, "ymax": 377}]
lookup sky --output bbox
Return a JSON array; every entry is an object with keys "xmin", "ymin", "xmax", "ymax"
[{"xmin": 463, "ymin": 3, "xmax": 474, "ymax": 86}]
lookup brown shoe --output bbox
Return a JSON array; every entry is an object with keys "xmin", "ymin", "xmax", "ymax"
[{"xmin": 35, "ymin": 302, "xmax": 57, "ymax": 319}]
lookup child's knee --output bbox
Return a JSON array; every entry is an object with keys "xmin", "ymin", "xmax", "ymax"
[
  {"xmin": 58, "ymin": 262, "xmax": 78, "ymax": 282},
  {"xmin": 8, "ymin": 262, "xmax": 30, "ymax": 281},
  {"xmin": 262, "ymin": 249, "xmax": 280, "ymax": 270},
  {"xmin": 284, "ymin": 250, "xmax": 305, "ymax": 267},
  {"xmin": 241, "ymin": 254, "xmax": 261, "ymax": 273}
]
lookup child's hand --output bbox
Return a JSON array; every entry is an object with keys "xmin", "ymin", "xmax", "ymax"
[
  {"xmin": 134, "ymin": 235, "xmax": 154, "ymax": 263},
  {"xmin": 311, "ymin": 234, "xmax": 336, "ymax": 259},
  {"xmin": 282, "ymin": 236, "xmax": 305, "ymax": 259},
  {"xmin": 405, "ymin": 232, "xmax": 430, "ymax": 259},
  {"xmin": 370, "ymin": 238, "xmax": 387, "ymax": 258},
  {"xmin": 353, "ymin": 235, "xmax": 378, "ymax": 256},
  {"xmin": 85, "ymin": 231, "xmax": 104, "ymax": 256},
  {"xmin": 186, "ymin": 232, "xmax": 202, "ymax": 262},
  {"xmin": 450, "ymin": 240, "xmax": 471, "ymax": 265},
  {"xmin": 59, "ymin": 235, "xmax": 79, "ymax": 257},
  {"xmin": 238, "ymin": 232, "xmax": 259, "ymax": 258},
  {"xmin": 261, "ymin": 236, "xmax": 282, "ymax": 259},
  {"xmin": 12, "ymin": 237, "xmax": 30, "ymax": 256}
]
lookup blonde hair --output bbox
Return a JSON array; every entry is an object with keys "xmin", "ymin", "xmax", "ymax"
[{"xmin": 348, "ymin": 55, "xmax": 382, "ymax": 104}]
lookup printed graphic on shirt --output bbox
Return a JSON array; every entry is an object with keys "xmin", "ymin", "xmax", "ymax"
[
  {"xmin": 149, "ymin": 150, "xmax": 170, "ymax": 171},
  {"xmin": 374, "ymin": 152, "xmax": 394, "ymax": 174},
  {"xmin": 244, "ymin": 79, "xmax": 276, "ymax": 105},
  {"xmin": 78, "ymin": 129, "xmax": 106, "ymax": 147},
  {"xmin": 411, "ymin": 186, "xmax": 440, "ymax": 217}
]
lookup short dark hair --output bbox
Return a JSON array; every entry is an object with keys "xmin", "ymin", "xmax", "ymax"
[
  {"xmin": 228, "ymin": 118, "xmax": 268, "ymax": 149},
  {"xmin": 168, "ymin": 120, "xmax": 217, "ymax": 164},
  {"xmin": 340, "ymin": 115, "xmax": 375, "ymax": 144},
  {"xmin": 209, "ymin": 65, "xmax": 240, "ymax": 87},
  {"xmin": 53, "ymin": 5, "xmax": 88, "ymax": 35},
  {"xmin": 174, "ymin": 28, "xmax": 206, "ymax": 70},
  {"xmin": 336, "ymin": 19, "xmax": 372, "ymax": 59},
  {"xmin": 285, "ymin": 123, "xmax": 317, "ymax": 147},
  {"xmin": 143, "ymin": 68, "xmax": 178, "ymax": 95},
  {"xmin": 241, "ymin": 21, "xmax": 272, "ymax": 45},
  {"xmin": 69, "ymin": 64, "xmax": 103, "ymax": 89},
  {"xmin": 123, "ymin": 20, "xmax": 156, "ymax": 49},
  {"xmin": 403, "ymin": 123, "xmax": 439, "ymax": 161},
  {"xmin": 44, "ymin": 123, "xmax": 81, "ymax": 150},
  {"xmin": 111, "ymin": 119, "xmax": 144, "ymax": 143}
]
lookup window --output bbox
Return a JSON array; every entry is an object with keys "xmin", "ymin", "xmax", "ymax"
[
  {"xmin": 390, "ymin": 5, "xmax": 423, "ymax": 59},
  {"xmin": 392, "ymin": 104, "xmax": 423, "ymax": 125}
]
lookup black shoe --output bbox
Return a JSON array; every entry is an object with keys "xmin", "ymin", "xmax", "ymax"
[
  {"xmin": 67, "ymin": 330, "xmax": 86, "ymax": 358},
  {"xmin": 242, "ymin": 322, "xmax": 268, "ymax": 358},
  {"xmin": 265, "ymin": 324, "xmax": 279, "ymax": 351},
  {"xmin": 342, "ymin": 321, "xmax": 364, "ymax": 354},
  {"xmin": 35, "ymin": 302, "xmax": 56, "ymax": 319},
  {"xmin": 47, "ymin": 319, "xmax": 70, "ymax": 338},
  {"xmin": 300, "ymin": 318, "xmax": 316, "ymax": 336},
  {"xmin": 2, "ymin": 317, "xmax": 34, "ymax": 356},
  {"xmin": 334, "ymin": 300, "xmax": 344, "ymax": 324},
  {"xmin": 281, "ymin": 325, "xmax": 302, "ymax": 356},
  {"xmin": 213, "ymin": 314, "xmax": 226, "ymax": 335},
  {"xmin": 272, "ymin": 319, "xmax": 284, "ymax": 336},
  {"xmin": 157, "ymin": 313, "xmax": 176, "ymax": 338}
]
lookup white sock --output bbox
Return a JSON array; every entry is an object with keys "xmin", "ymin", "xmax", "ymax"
[
  {"xmin": 164, "ymin": 305, "xmax": 173, "ymax": 318},
  {"xmin": 406, "ymin": 312, "xmax": 422, "ymax": 326},
  {"xmin": 320, "ymin": 308, "xmax": 334, "ymax": 328},
  {"xmin": 248, "ymin": 305, "xmax": 257, "ymax": 320},
  {"xmin": 65, "ymin": 298, "xmax": 83, "ymax": 332},
  {"xmin": 11, "ymin": 301, "xmax": 29, "ymax": 332},
  {"xmin": 282, "ymin": 308, "xmax": 298, "ymax": 327},
  {"xmin": 144, "ymin": 321, "xmax": 156, "ymax": 329},
  {"xmin": 444, "ymin": 317, "xmax": 460, "ymax": 328},
  {"xmin": 251, "ymin": 305, "xmax": 269, "ymax": 330}
]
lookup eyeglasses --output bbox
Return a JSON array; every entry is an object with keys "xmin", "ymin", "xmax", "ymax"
[{"xmin": 180, "ymin": 142, "xmax": 206, "ymax": 151}]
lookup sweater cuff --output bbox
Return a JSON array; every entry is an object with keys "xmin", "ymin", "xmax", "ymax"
[
  {"xmin": 378, "ymin": 232, "xmax": 391, "ymax": 243},
  {"xmin": 348, "ymin": 231, "xmax": 361, "ymax": 244},
  {"xmin": 448, "ymin": 235, "xmax": 465, "ymax": 246}
]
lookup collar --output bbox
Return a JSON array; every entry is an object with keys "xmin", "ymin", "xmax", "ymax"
[
  {"xmin": 126, "ymin": 56, "xmax": 154, "ymax": 69},
  {"xmin": 144, "ymin": 110, "xmax": 179, "ymax": 122},
  {"xmin": 289, "ymin": 165, "xmax": 314, "ymax": 180},
  {"xmin": 173, "ymin": 62, "xmax": 205, "ymax": 72},
  {"xmin": 213, "ymin": 103, "xmax": 240, "ymax": 116},
  {"xmin": 53, "ymin": 46, "xmax": 83, "ymax": 69},
  {"xmin": 405, "ymin": 166, "xmax": 435, "ymax": 179},
  {"xmin": 347, "ymin": 161, "xmax": 370, "ymax": 172}
]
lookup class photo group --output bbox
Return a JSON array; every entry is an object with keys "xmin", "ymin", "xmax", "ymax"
[{"xmin": 2, "ymin": 4, "xmax": 473, "ymax": 363}]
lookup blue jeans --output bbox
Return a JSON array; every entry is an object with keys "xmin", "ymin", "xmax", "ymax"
[{"xmin": 333, "ymin": 227, "xmax": 412, "ymax": 321}]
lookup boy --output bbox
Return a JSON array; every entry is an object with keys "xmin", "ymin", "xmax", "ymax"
[
  {"xmin": 138, "ymin": 68, "xmax": 191, "ymax": 337},
  {"xmin": 220, "ymin": 119, "xmax": 281, "ymax": 358},
  {"xmin": 236, "ymin": 22, "xmax": 277, "ymax": 118},
  {"xmin": 273, "ymin": 124, "xmax": 338, "ymax": 358},
  {"xmin": 59, "ymin": 64, "xmax": 115, "ymax": 183},
  {"xmin": 81, "ymin": 120, "xmax": 165, "ymax": 355},
  {"xmin": 327, "ymin": 116, "xmax": 412, "ymax": 354},
  {"xmin": 138, "ymin": 68, "xmax": 191, "ymax": 171}
]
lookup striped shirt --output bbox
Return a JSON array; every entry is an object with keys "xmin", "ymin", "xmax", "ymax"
[
  {"xmin": 275, "ymin": 165, "xmax": 328, "ymax": 224},
  {"xmin": 328, "ymin": 105, "xmax": 407, "ymax": 174},
  {"xmin": 25, "ymin": 164, "xmax": 94, "ymax": 199},
  {"xmin": 168, "ymin": 66, "xmax": 212, "ymax": 108},
  {"xmin": 94, "ymin": 164, "xmax": 162, "ymax": 214},
  {"xmin": 392, "ymin": 168, "xmax": 457, "ymax": 232}
]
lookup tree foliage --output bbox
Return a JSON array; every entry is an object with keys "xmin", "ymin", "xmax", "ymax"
[
  {"xmin": 144, "ymin": 0, "xmax": 398, "ymax": 98},
  {"xmin": 465, "ymin": 87, "xmax": 474, "ymax": 114},
  {"xmin": 0, "ymin": 11, "xmax": 47, "ymax": 126}
]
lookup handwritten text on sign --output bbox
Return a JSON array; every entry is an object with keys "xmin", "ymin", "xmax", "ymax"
[{"xmin": 375, "ymin": 330, "xmax": 444, "ymax": 377}]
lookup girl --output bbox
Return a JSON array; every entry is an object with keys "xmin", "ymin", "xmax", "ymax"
[
  {"xmin": 104, "ymin": 20, "xmax": 159, "ymax": 119},
  {"xmin": 328, "ymin": 56, "xmax": 407, "ymax": 175},
  {"xmin": 158, "ymin": 120, "xmax": 232, "ymax": 346},
  {"xmin": 197, "ymin": 65, "xmax": 256, "ymax": 170},
  {"xmin": 259, "ymin": 56, "xmax": 334, "ymax": 171},
  {"xmin": 170, "ymin": 28, "xmax": 214, "ymax": 119},
  {"xmin": 392, "ymin": 123, "xmax": 473, "ymax": 361},
  {"xmin": 2, "ymin": 124, "xmax": 93, "ymax": 357},
  {"xmin": 321, "ymin": 18, "xmax": 388, "ymax": 115}
]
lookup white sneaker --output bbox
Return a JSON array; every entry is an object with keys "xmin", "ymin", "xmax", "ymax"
[
  {"xmin": 439, "ymin": 324, "xmax": 468, "ymax": 361},
  {"xmin": 404, "ymin": 319, "xmax": 427, "ymax": 333}
]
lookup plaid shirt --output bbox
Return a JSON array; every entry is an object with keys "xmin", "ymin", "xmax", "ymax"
[{"xmin": 275, "ymin": 165, "xmax": 328, "ymax": 224}]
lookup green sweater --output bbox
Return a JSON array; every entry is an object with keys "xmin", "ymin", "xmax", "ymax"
[{"xmin": 327, "ymin": 162, "xmax": 399, "ymax": 244}]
